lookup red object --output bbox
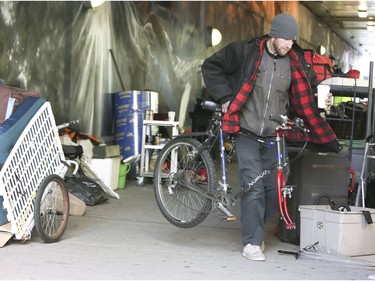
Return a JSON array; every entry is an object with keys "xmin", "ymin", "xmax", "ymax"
[
  {"xmin": 277, "ymin": 168, "xmax": 295, "ymax": 229},
  {"xmin": 348, "ymin": 168, "xmax": 356, "ymax": 192},
  {"xmin": 59, "ymin": 127, "xmax": 101, "ymax": 145},
  {"xmin": 346, "ymin": 69, "xmax": 360, "ymax": 79},
  {"xmin": 304, "ymin": 49, "xmax": 334, "ymax": 83},
  {"xmin": 196, "ymin": 167, "xmax": 208, "ymax": 183}
]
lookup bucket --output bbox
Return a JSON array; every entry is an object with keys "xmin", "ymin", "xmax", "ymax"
[
  {"xmin": 118, "ymin": 162, "xmax": 131, "ymax": 189},
  {"xmin": 113, "ymin": 90, "xmax": 158, "ymax": 159}
]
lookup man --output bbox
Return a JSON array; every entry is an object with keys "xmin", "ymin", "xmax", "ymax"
[{"xmin": 201, "ymin": 13, "xmax": 340, "ymax": 261}]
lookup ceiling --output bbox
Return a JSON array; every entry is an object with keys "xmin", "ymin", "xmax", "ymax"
[{"xmin": 301, "ymin": 1, "xmax": 375, "ymax": 56}]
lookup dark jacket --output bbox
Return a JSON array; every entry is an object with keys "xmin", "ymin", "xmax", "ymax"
[{"xmin": 202, "ymin": 35, "xmax": 339, "ymax": 148}]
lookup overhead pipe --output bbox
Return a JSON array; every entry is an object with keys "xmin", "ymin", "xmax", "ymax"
[{"xmin": 109, "ymin": 49, "xmax": 126, "ymax": 91}]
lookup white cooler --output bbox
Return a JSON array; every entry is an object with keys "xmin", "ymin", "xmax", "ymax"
[
  {"xmin": 89, "ymin": 156, "xmax": 121, "ymax": 191},
  {"xmin": 299, "ymin": 205, "xmax": 375, "ymax": 256}
]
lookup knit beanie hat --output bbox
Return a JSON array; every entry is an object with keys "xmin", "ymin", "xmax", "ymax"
[{"xmin": 269, "ymin": 13, "xmax": 299, "ymax": 40}]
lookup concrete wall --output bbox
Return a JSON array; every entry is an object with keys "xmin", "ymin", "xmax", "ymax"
[{"xmin": 0, "ymin": 1, "xmax": 368, "ymax": 140}]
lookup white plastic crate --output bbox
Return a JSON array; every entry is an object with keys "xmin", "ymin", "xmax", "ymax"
[
  {"xmin": 0, "ymin": 102, "xmax": 67, "ymax": 240},
  {"xmin": 299, "ymin": 205, "xmax": 375, "ymax": 256}
]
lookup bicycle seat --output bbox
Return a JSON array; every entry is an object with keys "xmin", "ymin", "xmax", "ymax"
[
  {"xmin": 201, "ymin": 101, "xmax": 221, "ymax": 112},
  {"xmin": 62, "ymin": 144, "xmax": 83, "ymax": 159}
]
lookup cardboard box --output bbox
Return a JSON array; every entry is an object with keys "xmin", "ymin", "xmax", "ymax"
[
  {"xmin": 53, "ymin": 192, "xmax": 86, "ymax": 216},
  {"xmin": 0, "ymin": 223, "xmax": 13, "ymax": 247},
  {"xmin": 89, "ymin": 156, "xmax": 121, "ymax": 190},
  {"xmin": 93, "ymin": 145, "xmax": 120, "ymax": 159},
  {"xmin": 68, "ymin": 193, "xmax": 86, "ymax": 216},
  {"xmin": 299, "ymin": 205, "xmax": 375, "ymax": 256}
]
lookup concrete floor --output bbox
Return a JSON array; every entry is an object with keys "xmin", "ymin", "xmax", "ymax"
[{"xmin": 1, "ymin": 163, "xmax": 375, "ymax": 280}]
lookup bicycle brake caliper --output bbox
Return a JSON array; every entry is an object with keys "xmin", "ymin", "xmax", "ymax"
[{"xmin": 282, "ymin": 185, "xmax": 294, "ymax": 198}]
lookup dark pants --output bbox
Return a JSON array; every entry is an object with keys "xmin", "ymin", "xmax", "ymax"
[{"xmin": 234, "ymin": 133, "xmax": 279, "ymax": 246}]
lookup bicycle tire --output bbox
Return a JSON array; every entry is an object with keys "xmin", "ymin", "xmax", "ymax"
[
  {"xmin": 153, "ymin": 137, "xmax": 216, "ymax": 228},
  {"xmin": 34, "ymin": 174, "xmax": 70, "ymax": 243}
]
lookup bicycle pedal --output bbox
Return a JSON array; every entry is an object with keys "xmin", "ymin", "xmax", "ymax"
[
  {"xmin": 218, "ymin": 215, "xmax": 236, "ymax": 222},
  {"xmin": 216, "ymin": 202, "xmax": 236, "ymax": 221},
  {"xmin": 226, "ymin": 216, "xmax": 236, "ymax": 221}
]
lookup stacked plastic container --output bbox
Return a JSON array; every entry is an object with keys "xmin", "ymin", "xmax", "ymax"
[{"xmin": 113, "ymin": 90, "xmax": 158, "ymax": 160}]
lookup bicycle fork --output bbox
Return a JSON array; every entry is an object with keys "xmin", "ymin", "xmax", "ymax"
[
  {"xmin": 276, "ymin": 167, "xmax": 295, "ymax": 229},
  {"xmin": 275, "ymin": 129, "xmax": 296, "ymax": 229}
]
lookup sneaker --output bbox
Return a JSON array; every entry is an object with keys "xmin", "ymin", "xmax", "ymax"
[{"xmin": 242, "ymin": 243, "xmax": 266, "ymax": 261}]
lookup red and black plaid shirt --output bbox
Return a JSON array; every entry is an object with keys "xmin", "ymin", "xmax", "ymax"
[{"xmin": 223, "ymin": 39, "xmax": 337, "ymax": 144}]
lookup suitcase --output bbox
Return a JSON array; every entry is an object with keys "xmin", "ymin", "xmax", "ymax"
[
  {"xmin": 278, "ymin": 150, "xmax": 350, "ymax": 245},
  {"xmin": 303, "ymin": 49, "xmax": 334, "ymax": 83}
]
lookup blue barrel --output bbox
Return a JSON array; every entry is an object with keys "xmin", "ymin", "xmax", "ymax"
[{"xmin": 113, "ymin": 90, "xmax": 158, "ymax": 160}]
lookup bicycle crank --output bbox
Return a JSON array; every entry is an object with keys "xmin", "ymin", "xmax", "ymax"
[{"xmin": 212, "ymin": 192, "xmax": 236, "ymax": 221}]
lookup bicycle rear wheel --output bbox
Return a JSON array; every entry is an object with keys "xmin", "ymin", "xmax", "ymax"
[
  {"xmin": 153, "ymin": 137, "xmax": 216, "ymax": 228},
  {"xmin": 34, "ymin": 174, "xmax": 70, "ymax": 243}
]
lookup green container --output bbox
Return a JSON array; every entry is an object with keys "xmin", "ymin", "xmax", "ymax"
[{"xmin": 118, "ymin": 162, "xmax": 131, "ymax": 189}]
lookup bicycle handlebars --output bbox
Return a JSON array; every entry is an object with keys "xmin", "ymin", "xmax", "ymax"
[
  {"xmin": 57, "ymin": 120, "xmax": 79, "ymax": 130},
  {"xmin": 201, "ymin": 101, "xmax": 309, "ymax": 134},
  {"xmin": 269, "ymin": 115, "xmax": 310, "ymax": 134}
]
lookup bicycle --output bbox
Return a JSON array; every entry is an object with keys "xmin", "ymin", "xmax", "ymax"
[
  {"xmin": 58, "ymin": 120, "xmax": 120, "ymax": 200},
  {"xmin": 153, "ymin": 100, "xmax": 309, "ymax": 229}
]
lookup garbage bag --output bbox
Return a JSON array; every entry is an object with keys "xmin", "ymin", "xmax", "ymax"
[{"xmin": 65, "ymin": 175, "xmax": 109, "ymax": 206}]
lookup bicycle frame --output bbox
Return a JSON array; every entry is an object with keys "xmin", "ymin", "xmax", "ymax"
[{"xmin": 174, "ymin": 101, "xmax": 308, "ymax": 229}]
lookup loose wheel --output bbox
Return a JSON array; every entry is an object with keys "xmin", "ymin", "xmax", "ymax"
[
  {"xmin": 34, "ymin": 174, "xmax": 70, "ymax": 243},
  {"xmin": 153, "ymin": 137, "xmax": 216, "ymax": 228}
]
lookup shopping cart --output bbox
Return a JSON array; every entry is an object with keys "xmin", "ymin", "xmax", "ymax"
[{"xmin": 0, "ymin": 97, "xmax": 70, "ymax": 243}]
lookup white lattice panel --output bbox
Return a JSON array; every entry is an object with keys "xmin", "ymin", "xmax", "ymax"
[{"xmin": 0, "ymin": 102, "xmax": 66, "ymax": 240}]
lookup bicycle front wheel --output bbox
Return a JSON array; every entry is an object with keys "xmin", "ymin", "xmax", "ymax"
[
  {"xmin": 34, "ymin": 174, "xmax": 70, "ymax": 243},
  {"xmin": 153, "ymin": 137, "xmax": 216, "ymax": 228}
]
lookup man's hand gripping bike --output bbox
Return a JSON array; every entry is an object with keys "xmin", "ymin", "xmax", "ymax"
[{"xmin": 153, "ymin": 101, "xmax": 309, "ymax": 229}]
